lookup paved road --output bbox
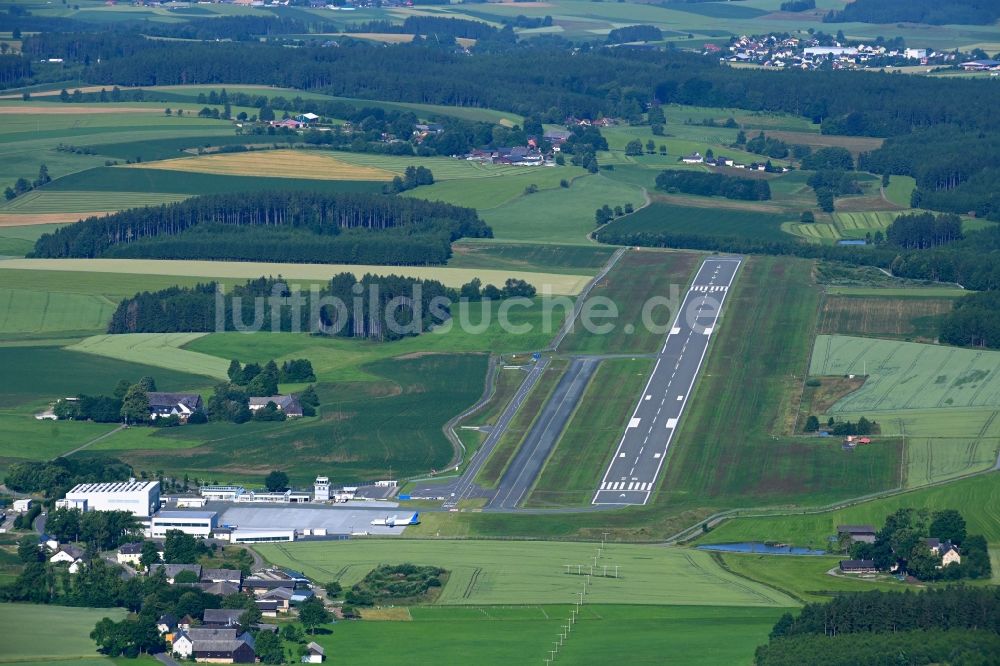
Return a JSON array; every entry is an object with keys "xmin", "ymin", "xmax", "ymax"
[
  {"xmin": 410, "ymin": 358, "xmax": 550, "ymax": 507},
  {"xmin": 487, "ymin": 357, "xmax": 600, "ymax": 510},
  {"xmin": 592, "ymin": 256, "xmax": 742, "ymax": 506}
]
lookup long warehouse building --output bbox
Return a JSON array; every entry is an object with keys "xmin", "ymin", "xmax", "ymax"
[{"xmin": 57, "ymin": 480, "xmax": 161, "ymax": 517}]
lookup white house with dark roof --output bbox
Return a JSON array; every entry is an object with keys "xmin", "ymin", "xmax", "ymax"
[
  {"xmin": 147, "ymin": 392, "xmax": 203, "ymax": 421},
  {"xmin": 248, "ymin": 395, "xmax": 303, "ymax": 417}
]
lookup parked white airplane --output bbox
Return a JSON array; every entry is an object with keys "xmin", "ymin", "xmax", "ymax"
[{"xmin": 370, "ymin": 512, "xmax": 420, "ymax": 527}]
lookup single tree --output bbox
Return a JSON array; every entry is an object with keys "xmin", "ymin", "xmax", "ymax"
[
  {"xmin": 139, "ymin": 540, "xmax": 161, "ymax": 571},
  {"xmin": 265, "ymin": 470, "xmax": 289, "ymax": 492},
  {"xmin": 298, "ymin": 596, "xmax": 331, "ymax": 634},
  {"xmin": 804, "ymin": 415, "xmax": 820, "ymax": 432},
  {"xmin": 120, "ymin": 384, "xmax": 150, "ymax": 424}
]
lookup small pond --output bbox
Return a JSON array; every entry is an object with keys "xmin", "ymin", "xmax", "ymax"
[{"xmin": 696, "ymin": 542, "xmax": 827, "ymax": 556}]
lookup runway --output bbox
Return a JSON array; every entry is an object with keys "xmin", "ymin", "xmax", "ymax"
[
  {"xmin": 592, "ymin": 256, "xmax": 742, "ymax": 506},
  {"xmin": 410, "ymin": 358, "xmax": 550, "ymax": 507},
  {"xmin": 487, "ymin": 357, "xmax": 599, "ymax": 510}
]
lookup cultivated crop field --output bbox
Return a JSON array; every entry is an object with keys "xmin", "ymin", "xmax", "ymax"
[
  {"xmin": 559, "ymin": 249, "xmax": 698, "ymax": 354},
  {"xmin": 527, "ymin": 358, "xmax": 654, "ymax": 507},
  {"xmin": 0, "ymin": 258, "xmax": 591, "ymax": 295},
  {"xmin": 69, "ymin": 333, "xmax": 230, "ymax": 380},
  {"xmin": 816, "ymin": 295, "xmax": 954, "ymax": 340},
  {"xmin": 310, "ymin": 604, "xmax": 786, "ymax": 666},
  {"xmin": 1, "ymin": 190, "xmax": 188, "ymax": 214},
  {"xmin": 810, "ymin": 335, "xmax": 1000, "ymax": 412},
  {"xmin": 259, "ymin": 539, "xmax": 797, "ymax": 607},
  {"xmin": 606, "ymin": 201, "xmax": 790, "ymax": 242},
  {"xmin": 126, "ymin": 149, "xmax": 397, "ymax": 181}
]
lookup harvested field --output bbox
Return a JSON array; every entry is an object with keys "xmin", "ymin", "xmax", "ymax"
[
  {"xmin": 0, "ymin": 105, "xmax": 158, "ymax": 114},
  {"xmin": 127, "ymin": 149, "xmax": 397, "ymax": 181},
  {"xmin": 765, "ymin": 130, "xmax": 883, "ymax": 156},
  {"xmin": 0, "ymin": 212, "xmax": 109, "ymax": 226},
  {"xmin": 817, "ymin": 295, "xmax": 953, "ymax": 340},
  {"xmin": 0, "ymin": 258, "xmax": 591, "ymax": 295}
]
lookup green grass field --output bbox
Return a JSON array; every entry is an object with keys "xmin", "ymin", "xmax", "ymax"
[
  {"xmin": 309, "ymin": 604, "xmax": 786, "ymax": 666},
  {"xmin": 697, "ymin": 471, "xmax": 1000, "ymax": 549},
  {"xmin": 715, "ymin": 553, "xmax": 911, "ymax": 604},
  {"xmin": 0, "ymin": 345, "xmax": 212, "ymax": 410},
  {"xmin": 448, "ymin": 242, "xmax": 614, "ymax": 275},
  {"xmin": 481, "ymin": 173, "xmax": 645, "ymax": 244},
  {"xmin": 0, "ymin": 412, "xmax": 120, "ymax": 461},
  {"xmin": 527, "ymin": 358, "xmax": 654, "ymax": 507},
  {"xmin": 603, "ymin": 201, "xmax": 791, "ymax": 242},
  {"xmin": 68, "ymin": 334, "xmax": 231, "ymax": 380},
  {"xmin": 559, "ymin": 249, "xmax": 698, "ymax": 354},
  {"xmin": 259, "ymin": 539, "xmax": 797, "ymax": 607},
  {"xmin": 0, "ymin": 603, "xmax": 126, "ymax": 664},
  {"xmin": 0, "ymin": 287, "xmax": 116, "ymax": 338},
  {"xmin": 0, "ymin": 224, "xmax": 65, "ymax": 257},
  {"xmin": 810, "ymin": 335, "xmax": 1000, "ymax": 412},
  {"xmin": 882, "ymin": 176, "xmax": 917, "ymax": 208},
  {"xmin": 405, "ymin": 166, "xmax": 583, "ymax": 209},
  {"xmin": 92, "ymin": 353, "xmax": 487, "ymax": 484},
  {"xmin": 816, "ymin": 295, "xmax": 953, "ymax": 341}
]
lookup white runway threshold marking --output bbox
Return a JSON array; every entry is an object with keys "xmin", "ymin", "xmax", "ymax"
[{"xmin": 593, "ymin": 256, "xmax": 742, "ymax": 506}]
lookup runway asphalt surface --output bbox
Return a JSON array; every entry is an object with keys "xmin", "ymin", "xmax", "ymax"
[
  {"xmin": 592, "ymin": 256, "xmax": 742, "ymax": 506},
  {"xmin": 409, "ymin": 358, "xmax": 550, "ymax": 507},
  {"xmin": 486, "ymin": 356, "xmax": 599, "ymax": 510}
]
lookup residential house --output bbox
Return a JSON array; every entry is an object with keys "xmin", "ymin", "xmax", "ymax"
[
  {"xmin": 839, "ymin": 559, "xmax": 877, "ymax": 573},
  {"xmin": 203, "ymin": 608, "xmax": 245, "ymax": 628},
  {"xmin": 199, "ymin": 581, "xmax": 241, "ymax": 596},
  {"xmin": 50, "ymin": 544, "xmax": 84, "ymax": 565},
  {"xmin": 927, "ymin": 539, "xmax": 962, "ymax": 567},
  {"xmin": 302, "ymin": 642, "xmax": 326, "ymax": 663},
  {"xmin": 193, "ymin": 637, "xmax": 255, "ymax": 664},
  {"xmin": 248, "ymin": 395, "xmax": 303, "ymax": 417},
  {"xmin": 152, "ymin": 563, "xmax": 203, "ymax": 584},
  {"xmin": 117, "ymin": 542, "xmax": 144, "ymax": 566},
  {"xmin": 147, "ymin": 392, "xmax": 203, "ymax": 422},
  {"xmin": 156, "ymin": 613, "xmax": 178, "ymax": 636},
  {"xmin": 202, "ymin": 568, "xmax": 243, "ymax": 586},
  {"xmin": 837, "ymin": 525, "xmax": 877, "ymax": 544}
]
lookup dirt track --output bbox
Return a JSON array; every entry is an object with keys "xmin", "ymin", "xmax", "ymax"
[{"xmin": 0, "ymin": 212, "xmax": 110, "ymax": 226}]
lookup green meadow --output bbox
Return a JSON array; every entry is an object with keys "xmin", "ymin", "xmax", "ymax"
[
  {"xmin": 603, "ymin": 201, "xmax": 791, "ymax": 242},
  {"xmin": 0, "ymin": 603, "xmax": 126, "ymax": 664}
]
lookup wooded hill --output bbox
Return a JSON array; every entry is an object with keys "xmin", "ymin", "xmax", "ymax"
[{"xmin": 30, "ymin": 191, "xmax": 490, "ymax": 265}]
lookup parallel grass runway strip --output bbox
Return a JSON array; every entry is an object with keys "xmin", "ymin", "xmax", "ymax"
[{"xmin": 593, "ymin": 256, "xmax": 742, "ymax": 506}]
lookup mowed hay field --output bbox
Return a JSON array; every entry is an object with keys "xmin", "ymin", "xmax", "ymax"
[
  {"xmin": 258, "ymin": 540, "xmax": 797, "ymax": 607},
  {"xmin": 816, "ymin": 295, "xmax": 955, "ymax": 340},
  {"xmin": 68, "ymin": 333, "xmax": 230, "ymax": 380},
  {"xmin": 126, "ymin": 149, "xmax": 396, "ymax": 181},
  {"xmin": 810, "ymin": 335, "xmax": 1000, "ymax": 412}
]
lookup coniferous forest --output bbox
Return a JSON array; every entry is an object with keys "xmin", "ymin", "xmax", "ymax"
[{"xmin": 30, "ymin": 191, "xmax": 489, "ymax": 265}]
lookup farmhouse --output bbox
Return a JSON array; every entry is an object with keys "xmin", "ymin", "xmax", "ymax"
[
  {"xmin": 681, "ymin": 152, "xmax": 704, "ymax": 164},
  {"xmin": 202, "ymin": 568, "xmax": 243, "ymax": 586},
  {"xmin": 926, "ymin": 539, "xmax": 962, "ymax": 567},
  {"xmin": 203, "ymin": 608, "xmax": 244, "ymax": 627},
  {"xmin": 172, "ymin": 627, "xmax": 256, "ymax": 663},
  {"xmin": 117, "ymin": 542, "xmax": 144, "ymax": 566},
  {"xmin": 50, "ymin": 544, "xmax": 84, "ymax": 572},
  {"xmin": 248, "ymin": 395, "xmax": 303, "ymax": 417},
  {"xmin": 837, "ymin": 524, "xmax": 877, "ymax": 544},
  {"xmin": 147, "ymin": 392, "xmax": 203, "ymax": 421},
  {"xmin": 58, "ymin": 480, "xmax": 160, "ymax": 517},
  {"xmin": 839, "ymin": 559, "xmax": 877, "ymax": 573}
]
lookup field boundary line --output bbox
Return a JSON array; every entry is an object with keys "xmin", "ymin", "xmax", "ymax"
[{"xmin": 549, "ymin": 246, "xmax": 627, "ymax": 351}]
